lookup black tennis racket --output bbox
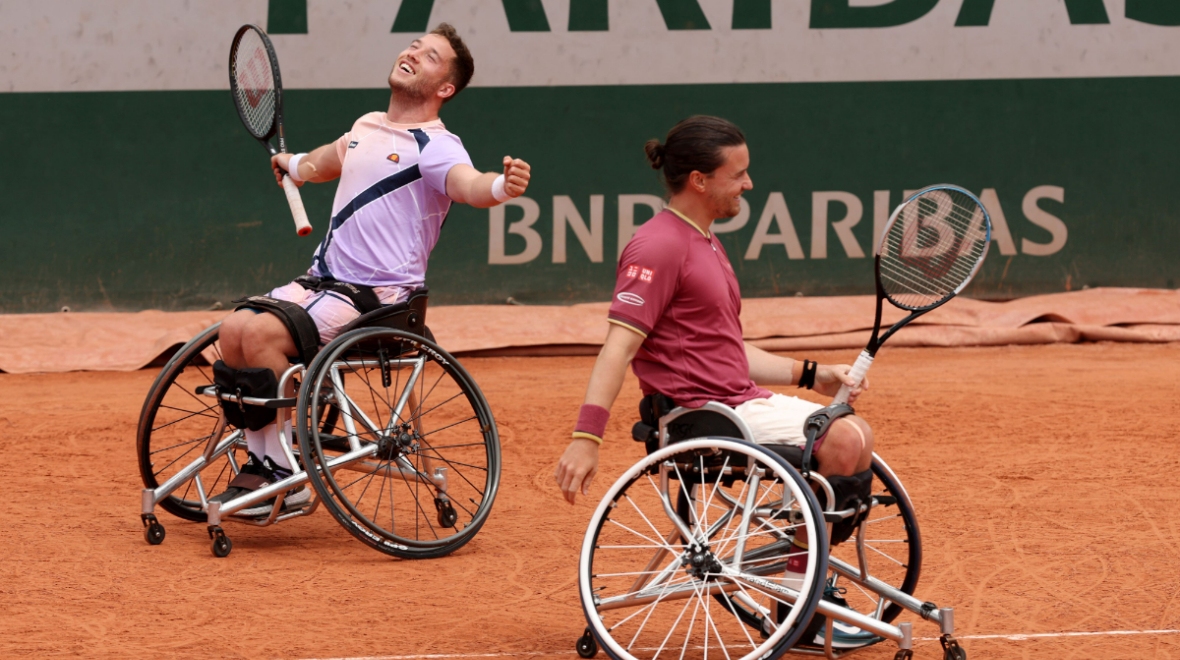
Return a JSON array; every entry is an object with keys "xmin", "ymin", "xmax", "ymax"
[
  {"xmin": 833, "ymin": 184, "xmax": 992, "ymax": 404},
  {"xmin": 229, "ymin": 24, "xmax": 312, "ymax": 236}
]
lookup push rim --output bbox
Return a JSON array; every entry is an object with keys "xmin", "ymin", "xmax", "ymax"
[{"xmin": 579, "ymin": 437, "xmax": 828, "ymax": 660}]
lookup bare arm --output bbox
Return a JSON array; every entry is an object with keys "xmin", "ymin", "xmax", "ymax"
[
  {"xmin": 270, "ymin": 142, "xmax": 344, "ymax": 187},
  {"xmin": 554, "ymin": 324, "xmax": 645, "ymax": 504},
  {"xmin": 744, "ymin": 342, "xmax": 868, "ymax": 401},
  {"xmin": 445, "ymin": 156, "xmax": 531, "ymax": 208},
  {"xmin": 746, "ymin": 342, "xmax": 798, "ymax": 386}
]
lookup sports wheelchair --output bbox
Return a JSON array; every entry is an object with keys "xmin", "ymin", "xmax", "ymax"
[
  {"xmin": 573, "ymin": 399, "xmax": 964, "ymax": 660},
  {"xmin": 136, "ymin": 287, "xmax": 501, "ymax": 558}
]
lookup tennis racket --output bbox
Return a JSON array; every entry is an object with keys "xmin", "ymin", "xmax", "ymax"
[
  {"xmin": 833, "ymin": 184, "xmax": 992, "ymax": 404},
  {"xmin": 228, "ymin": 24, "xmax": 312, "ymax": 237}
]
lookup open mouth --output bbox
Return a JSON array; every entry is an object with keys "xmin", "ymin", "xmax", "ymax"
[{"xmin": 398, "ymin": 62, "xmax": 415, "ymax": 75}]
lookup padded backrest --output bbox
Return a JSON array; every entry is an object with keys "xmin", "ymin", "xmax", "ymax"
[
  {"xmin": 338, "ymin": 286, "xmax": 429, "ymax": 336},
  {"xmin": 663, "ymin": 410, "xmax": 745, "ymax": 443}
]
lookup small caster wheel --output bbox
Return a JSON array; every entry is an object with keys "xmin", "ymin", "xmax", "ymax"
[
  {"xmin": 208, "ymin": 526, "xmax": 232, "ymax": 557},
  {"xmin": 940, "ymin": 635, "xmax": 966, "ymax": 660},
  {"xmin": 435, "ymin": 498, "xmax": 458, "ymax": 528},
  {"xmin": 576, "ymin": 627, "xmax": 598, "ymax": 658},
  {"xmin": 144, "ymin": 521, "xmax": 166, "ymax": 545},
  {"xmin": 892, "ymin": 650, "xmax": 913, "ymax": 660}
]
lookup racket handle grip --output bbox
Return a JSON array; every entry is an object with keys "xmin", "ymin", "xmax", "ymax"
[
  {"xmin": 281, "ymin": 174, "xmax": 313, "ymax": 237},
  {"xmin": 832, "ymin": 350, "xmax": 874, "ymax": 405}
]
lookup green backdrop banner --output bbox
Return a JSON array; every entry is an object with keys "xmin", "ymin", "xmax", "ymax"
[{"xmin": 1, "ymin": 76, "xmax": 1177, "ymax": 312}]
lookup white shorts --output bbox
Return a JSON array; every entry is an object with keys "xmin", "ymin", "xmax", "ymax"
[
  {"xmin": 267, "ymin": 279, "xmax": 410, "ymax": 346},
  {"xmin": 733, "ymin": 394, "xmax": 826, "ymax": 448}
]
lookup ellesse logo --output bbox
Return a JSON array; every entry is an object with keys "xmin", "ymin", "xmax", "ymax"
[{"xmin": 617, "ymin": 292, "xmax": 645, "ymax": 306}]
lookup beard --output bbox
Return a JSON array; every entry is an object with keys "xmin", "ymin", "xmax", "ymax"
[
  {"xmin": 388, "ymin": 72, "xmax": 431, "ymax": 102},
  {"xmin": 709, "ymin": 189, "xmax": 743, "ymax": 219}
]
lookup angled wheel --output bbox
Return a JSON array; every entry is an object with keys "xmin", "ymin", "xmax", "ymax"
[
  {"xmin": 827, "ymin": 455, "xmax": 921, "ymax": 625},
  {"xmin": 137, "ymin": 324, "xmax": 246, "ymax": 522},
  {"xmin": 580, "ymin": 437, "xmax": 827, "ymax": 660},
  {"xmin": 298, "ymin": 327, "xmax": 500, "ymax": 559}
]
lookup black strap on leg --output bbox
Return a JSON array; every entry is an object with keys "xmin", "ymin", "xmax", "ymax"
[
  {"xmin": 213, "ymin": 361, "xmax": 246, "ymax": 430},
  {"xmin": 800, "ymin": 402, "xmax": 855, "ymax": 478},
  {"xmin": 233, "ymin": 295, "xmax": 322, "ymax": 365},
  {"xmin": 212, "ymin": 361, "xmax": 278, "ymax": 431},
  {"xmin": 823, "ymin": 468, "xmax": 873, "ymax": 546}
]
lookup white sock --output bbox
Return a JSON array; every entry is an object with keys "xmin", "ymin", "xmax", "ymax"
[
  {"xmin": 244, "ymin": 427, "xmax": 267, "ymax": 461},
  {"xmin": 265, "ymin": 419, "xmax": 294, "ymax": 471}
]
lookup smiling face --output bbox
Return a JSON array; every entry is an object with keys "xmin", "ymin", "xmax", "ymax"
[
  {"xmin": 388, "ymin": 33, "xmax": 457, "ymax": 103},
  {"xmin": 701, "ymin": 144, "xmax": 753, "ymax": 219}
]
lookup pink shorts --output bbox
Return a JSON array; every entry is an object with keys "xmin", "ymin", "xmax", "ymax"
[{"xmin": 267, "ymin": 279, "xmax": 411, "ymax": 346}]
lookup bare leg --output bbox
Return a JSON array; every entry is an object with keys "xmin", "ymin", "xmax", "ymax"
[{"xmin": 814, "ymin": 416, "xmax": 874, "ymax": 477}]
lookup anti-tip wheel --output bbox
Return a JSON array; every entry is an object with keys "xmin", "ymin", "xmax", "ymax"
[
  {"xmin": 435, "ymin": 499, "xmax": 458, "ymax": 528},
  {"xmin": 143, "ymin": 521, "xmax": 166, "ymax": 545},
  {"xmin": 941, "ymin": 635, "xmax": 966, "ymax": 660},
  {"xmin": 209, "ymin": 528, "xmax": 233, "ymax": 558},
  {"xmin": 575, "ymin": 628, "xmax": 598, "ymax": 659}
]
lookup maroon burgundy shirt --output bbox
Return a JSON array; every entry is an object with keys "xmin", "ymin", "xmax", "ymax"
[{"xmin": 607, "ymin": 209, "xmax": 771, "ymax": 408}]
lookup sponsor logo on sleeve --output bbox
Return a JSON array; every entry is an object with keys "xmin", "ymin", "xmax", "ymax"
[
  {"xmin": 624, "ymin": 264, "xmax": 655, "ymax": 282},
  {"xmin": 617, "ymin": 292, "xmax": 645, "ymax": 306},
  {"xmin": 348, "ymin": 141, "xmax": 359, "ymax": 149}
]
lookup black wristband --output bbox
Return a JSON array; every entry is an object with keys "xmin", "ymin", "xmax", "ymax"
[{"xmin": 798, "ymin": 360, "xmax": 818, "ymax": 390}]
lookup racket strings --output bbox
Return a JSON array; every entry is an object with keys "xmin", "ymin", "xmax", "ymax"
[
  {"xmin": 232, "ymin": 30, "xmax": 277, "ymax": 138},
  {"xmin": 879, "ymin": 190, "xmax": 989, "ymax": 310}
]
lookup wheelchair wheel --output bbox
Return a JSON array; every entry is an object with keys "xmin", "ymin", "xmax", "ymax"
[
  {"xmin": 827, "ymin": 455, "xmax": 922, "ymax": 625},
  {"xmin": 580, "ymin": 437, "xmax": 827, "ymax": 660},
  {"xmin": 136, "ymin": 324, "xmax": 245, "ymax": 522},
  {"xmin": 297, "ymin": 327, "xmax": 500, "ymax": 559}
]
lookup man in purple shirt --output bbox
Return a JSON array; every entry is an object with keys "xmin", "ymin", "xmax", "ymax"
[
  {"xmin": 211, "ymin": 24, "xmax": 531, "ymax": 515},
  {"xmin": 554, "ymin": 115, "xmax": 876, "ymax": 647}
]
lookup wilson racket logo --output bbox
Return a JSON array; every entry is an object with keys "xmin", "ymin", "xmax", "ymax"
[
  {"xmin": 241, "ymin": 48, "xmax": 271, "ymax": 108},
  {"xmin": 616, "ymin": 292, "xmax": 645, "ymax": 306}
]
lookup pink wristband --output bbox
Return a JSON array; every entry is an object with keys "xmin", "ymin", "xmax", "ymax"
[{"xmin": 575, "ymin": 404, "xmax": 610, "ymax": 439}]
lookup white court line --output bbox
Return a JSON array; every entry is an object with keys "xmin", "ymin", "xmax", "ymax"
[
  {"xmin": 919, "ymin": 628, "xmax": 1180, "ymax": 642},
  {"xmin": 303, "ymin": 629, "xmax": 1180, "ymax": 660},
  {"xmin": 303, "ymin": 653, "xmax": 574, "ymax": 660}
]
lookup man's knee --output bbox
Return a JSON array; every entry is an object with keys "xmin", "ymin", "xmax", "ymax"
[
  {"xmin": 239, "ymin": 313, "xmax": 296, "ymax": 362},
  {"xmin": 817, "ymin": 417, "xmax": 872, "ymax": 476},
  {"xmin": 218, "ymin": 310, "xmax": 251, "ymax": 343}
]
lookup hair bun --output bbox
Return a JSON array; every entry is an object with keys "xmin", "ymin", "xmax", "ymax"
[{"xmin": 644, "ymin": 139, "xmax": 665, "ymax": 170}]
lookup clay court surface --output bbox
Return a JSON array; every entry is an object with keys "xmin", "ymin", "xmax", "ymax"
[{"xmin": 3, "ymin": 342, "xmax": 1179, "ymax": 659}]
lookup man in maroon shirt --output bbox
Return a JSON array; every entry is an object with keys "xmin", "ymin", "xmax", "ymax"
[
  {"xmin": 554, "ymin": 116, "xmax": 877, "ymax": 647},
  {"xmin": 555, "ymin": 115, "xmax": 872, "ymax": 501}
]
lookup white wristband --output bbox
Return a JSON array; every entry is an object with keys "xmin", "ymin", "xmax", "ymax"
[
  {"xmin": 287, "ymin": 153, "xmax": 307, "ymax": 182},
  {"xmin": 491, "ymin": 173, "xmax": 510, "ymax": 203}
]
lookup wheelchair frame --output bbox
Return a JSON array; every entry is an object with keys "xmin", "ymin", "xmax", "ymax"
[
  {"xmin": 576, "ymin": 402, "xmax": 963, "ymax": 660},
  {"xmin": 137, "ymin": 292, "xmax": 500, "ymax": 559}
]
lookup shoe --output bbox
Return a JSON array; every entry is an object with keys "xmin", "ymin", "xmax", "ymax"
[
  {"xmin": 808, "ymin": 583, "xmax": 882, "ymax": 649},
  {"xmin": 237, "ymin": 457, "xmax": 309, "ymax": 517},
  {"xmin": 269, "ymin": 457, "xmax": 312, "ymax": 513},
  {"xmin": 209, "ymin": 452, "xmax": 269, "ymax": 506}
]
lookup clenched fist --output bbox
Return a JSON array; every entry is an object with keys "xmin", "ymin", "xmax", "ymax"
[{"xmin": 501, "ymin": 156, "xmax": 531, "ymax": 198}]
